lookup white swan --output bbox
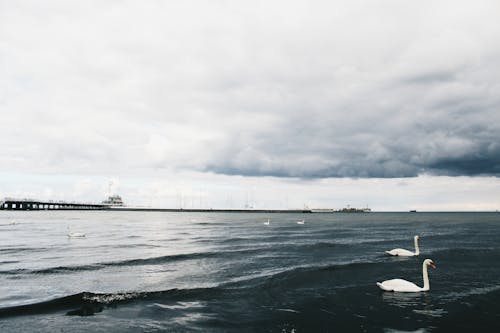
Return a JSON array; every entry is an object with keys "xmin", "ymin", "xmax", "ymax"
[
  {"xmin": 385, "ymin": 235, "xmax": 420, "ymax": 256},
  {"xmin": 67, "ymin": 226, "xmax": 86, "ymax": 238},
  {"xmin": 264, "ymin": 219, "xmax": 270, "ymax": 225},
  {"xmin": 0, "ymin": 220, "xmax": 18, "ymax": 226},
  {"xmin": 297, "ymin": 220, "xmax": 305, "ymax": 225},
  {"xmin": 377, "ymin": 259, "xmax": 436, "ymax": 292}
]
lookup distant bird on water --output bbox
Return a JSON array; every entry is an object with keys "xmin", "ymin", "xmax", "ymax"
[
  {"xmin": 385, "ymin": 235, "xmax": 420, "ymax": 256},
  {"xmin": 0, "ymin": 220, "xmax": 17, "ymax": 226},
  {"xmin": 264, "ymin": 219, "xmax": 270, "ymax": 225},
  {"xmin": 377, "ymin": 259, "xmax": 436, "ymax": 292},
  {"xmin": 67, "ymin": 226, "xmax": 86, "ymax": 238},
  {"xmin": 297, "ymin": 220, "xmax": 305, "ymax": 225}
]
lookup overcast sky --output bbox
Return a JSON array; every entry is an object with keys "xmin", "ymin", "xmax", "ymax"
[{"xmin": 1, "ymin": 0, "xmax": 500, "ymax": 210}]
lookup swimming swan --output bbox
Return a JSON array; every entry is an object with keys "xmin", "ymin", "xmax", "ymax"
[
  {"xmin": 264, "ymin": 219, "xmax": 270, "ymax": 225},
  {"xmin": 386, "ymin": 235, "xmax": 420, "ymax": 256},
  {"xmin": 297, "ymin": 220, "xmax": 305, "ymax": 225},
  {"xmin": 67, "ymin": 226, "xmax": 86, "ymax": 238},
  {"xmin": 377, "ymin": 259, "xmax": 436, "ymax": 292}
]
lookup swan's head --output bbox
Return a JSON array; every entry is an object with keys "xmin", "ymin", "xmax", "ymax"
[
  {"xmin": 424, "ymin": 259, "xmax": 436, "ymax": 269},
  {"xmin": 414, "ymin": 235, "xmax": 420, "ymax": 240}
]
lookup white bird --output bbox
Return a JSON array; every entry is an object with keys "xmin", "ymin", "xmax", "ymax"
[
  {"xmin": 67, "ymin": 226, "xmax": 86, "ymax": 238},
  {"xmin": 385, "ymin": 235, "xmax": 420, "ymax": 256},
  {"xmin": 0, "ymin": 220, "xmax": 17, "ymax": 226},
  {"xmin": 377, "ymin": 259, "xmax": 437, "ymax": 292},
  {"xmin": 297, "ymin": 220, "xmax": 305, "ymax": 225},
  {"xmin": 264, "ymin": 219, "xmax": 270, "ymax": 225}
]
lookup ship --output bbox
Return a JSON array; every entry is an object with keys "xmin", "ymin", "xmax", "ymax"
[
  {"xmin": 102, "ymin": 195, "xmax": 124, "ymax": 207},
  {"xmin": 338, "ymin": 207, "xmax": 371, "ymax": 213}
]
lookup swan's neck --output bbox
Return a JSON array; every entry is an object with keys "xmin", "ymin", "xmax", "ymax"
[
  {"xmin": 414, "ymin": 237, "xmax": 420, "ymax": 255},
  {"xmin": 422, "ymin": 262, "xmax": 430, "ymax": 291}
]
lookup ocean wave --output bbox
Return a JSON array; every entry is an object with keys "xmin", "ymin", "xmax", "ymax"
[
  {"xmin": 0, "ymin": 260, "xmax": 20, "ymax": 264},
  {"xmin": 0, "ymin": 239, "xmax": 381, "ymax": 276},
  {"xmin": 215, "ymin": 235, "xmax": 292, "ymax": 244},
  {"xmin": 428, "ymin": 247, "xmax": 500, "ymax": 258},
  {"xmin": 0, "ymin": 287, "xmax": 219, "ymax": 318},
  {"xmin": 0, "ymin": 247, "xmax": 278, "ymax": 275},
  {"xmin": 441, "ymin": 285, "xmax": 500, "ymax": 301},
  {"xmin": 0, "ymin": 247, "xmax": 51, "ymax": 254},
  {"xmin": 413, "ymin": 308, "xmax": 447, "ymax": 318},
  {"xmin": 0, "ymin": 259, "xmax": 385, "ymax": 318},
  {"xmin": 219, "ymin": 259, "xmax": 384, "ymax": 292}
]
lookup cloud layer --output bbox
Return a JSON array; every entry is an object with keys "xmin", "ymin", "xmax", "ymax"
[{"xmin": 1, "ymin": 0, "xmax": 500, "ymax": 179}]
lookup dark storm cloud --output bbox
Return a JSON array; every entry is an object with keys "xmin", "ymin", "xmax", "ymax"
[
  {"xmin": 202, "ymin": 71, "xmax": 500, "ymax": 179},
  {"xmin": 205, "ymin": 127, "xmax": 500, "ymax": 179},
  {"xmin": 428, "ymin": 143, "xmax": 500, "ymax": 176}
]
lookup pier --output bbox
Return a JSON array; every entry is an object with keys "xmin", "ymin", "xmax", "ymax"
[
  {"xmin": 0, "ymin": 198, "xmax": 108, "ymax": 211},
  {"xmin": 0, "ymin": 199, "xmax": 312, "ymax": 213},
  {"xmin": 107, "ymin": 207, "xmax": 312, "ymax": 213},
  {"xmin": 1, "ymin": 197, "xmax": 368, "ymax": 213}
]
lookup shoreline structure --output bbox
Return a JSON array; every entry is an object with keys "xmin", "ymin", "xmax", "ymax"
[{"xmin": 0, "ymin": 197, "xmax": 370, "ymax": 213}]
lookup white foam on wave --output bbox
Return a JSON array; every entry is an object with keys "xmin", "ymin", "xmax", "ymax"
[
  {"xmin": 275, "ymin": 308, "xmax": 300, "ymax": 313},
  {"xmin": 384, "ymin": 328, "xmax": 427, "ymax": 333},
  {"xmin": 151, "ymin": 301, "xmax": 204, "ymax": 310}
]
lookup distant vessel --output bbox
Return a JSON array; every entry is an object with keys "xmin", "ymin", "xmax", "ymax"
[
  {"xmin": 310, "ymin": 207, "xmax": 371, "ymax": 213},
  {"xmin": 102, "ymin": 195, "xmax": 124, "ymax": 207},
  {"xmin": 338, "ymin": 206, "xmax": 371, "ymax": 213}
]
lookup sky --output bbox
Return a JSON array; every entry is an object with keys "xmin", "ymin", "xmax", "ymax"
[{"xmin": 1, "ymin": 0, "xmax": 500, "ymax": 211}]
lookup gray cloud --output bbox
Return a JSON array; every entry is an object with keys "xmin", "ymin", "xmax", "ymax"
[
  {"xmin": 402, "ymin": 71, "xmax": 457, "ymax": 85},
  {"xmin": 1, "ymin": 0, "xmax": 500, "ymax": 181}
]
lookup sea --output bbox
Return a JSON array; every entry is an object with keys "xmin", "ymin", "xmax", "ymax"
[{"xmin": 0, "ymin": 211, "xmax": 499, "ymax": 332}]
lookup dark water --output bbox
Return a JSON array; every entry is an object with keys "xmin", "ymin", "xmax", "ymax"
[{"xmin": 1, "ymin": 211, "xmax": 499, "ymax": 332}]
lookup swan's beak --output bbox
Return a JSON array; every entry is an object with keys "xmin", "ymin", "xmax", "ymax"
[{"xmin": 430, "ymin": 262, "xmax": 437, "ymax": 269}]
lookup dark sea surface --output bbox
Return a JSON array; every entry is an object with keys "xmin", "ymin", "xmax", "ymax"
[{"xmin": 1, "ymin": 211, "xmax": 499, "ymax": 332}]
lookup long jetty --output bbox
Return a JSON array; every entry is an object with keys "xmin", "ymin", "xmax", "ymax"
[
  {"xmin": 107, "ymin": 207, "xmax": 312, "ymax": 213},
  {"xmin": 0, "ymin": 198, "xmax": 311, "ymax": 213},
  {"xmin": 1, "ymin": 198, "xmax": 369, "ymax": 213},
  {"xmin": 0, "ymin": 198, "xmax": 107, "ymax": 211}
]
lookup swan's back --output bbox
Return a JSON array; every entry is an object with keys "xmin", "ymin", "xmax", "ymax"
[
  {"xmin": 377, "ymin": 278, "xmax": 422, "ymax": 292},
  {"xmin": 385, "ymin": 248, "xmax": 416, "ymax": 256},
  {"xmin": 68, "ymin": 232, "xmax": 86, "ymax": 238}
]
